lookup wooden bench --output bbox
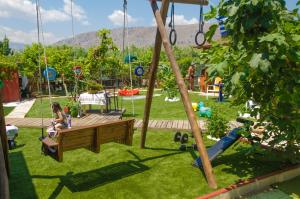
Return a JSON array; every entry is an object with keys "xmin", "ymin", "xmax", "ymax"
[{"xmin": 42, "ymin": 119, "xmax": 135, "ymax": 162}]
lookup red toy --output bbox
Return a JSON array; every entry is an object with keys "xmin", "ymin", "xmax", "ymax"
[{"xmin": 118, "ymin": 89, "xmax": 140, "ymax": 96}]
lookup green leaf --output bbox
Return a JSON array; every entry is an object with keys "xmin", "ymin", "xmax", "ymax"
[
  {"xmin": 204, "ymin": 6, "xmax": 217, "ymax": 21},
  {"xmin": 251, "ymin": 0, "xmax": 259, "ymax": 6},
  {"xmin": 205, "ymin": 24, "xmax": 218, "ymax": 43},
  {"xmin": 259, "ymin": 33, "xmax": 287, "ymax": 46},
  {"xmin": 292, "ymin": 34, "xmax": 300, "ymax": 42},
  {"xmin": 228, "ymin": 5, "xmax": 239, "ymax": 17},
  {"xmin": 259, "ymin": 59, "xmax": 271, "ymax": 72},
  {"xmin": 249, "ymin": 53, "xmax": 262, "ymax": 69},
  {"xmin": 231, "ymin": 72, "xmax": 244, "ymax": 85},
  {"xmin": 215, "ymin": 61, "xmax": 228, "ymax": 75}
]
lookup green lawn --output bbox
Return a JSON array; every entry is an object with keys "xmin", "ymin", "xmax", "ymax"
[
  {"xmin": 9, "ymin": 128, "xmax": 289, "ymax": 199},
  {"xmin": 26, "ymin": 97, "xmax": 70, "ymax": 118},
  {"xmin": 26, "ymin": 92, "xmax": 242, "ymax": 121},
  {"xmin": 4, "ymin": 106, "xmax": 14, "ymax": 116}
]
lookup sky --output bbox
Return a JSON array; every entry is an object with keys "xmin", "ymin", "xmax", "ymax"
[{"xmin": 0, "ymin": 0, "xmax": 298, "ymax": 45}]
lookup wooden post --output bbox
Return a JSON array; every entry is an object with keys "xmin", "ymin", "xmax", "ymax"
[
  {"xmin": 140, "ymin": 0, "xmax": 170, "ymax": 148},
  {"xmin": 0, "ymin": 90, "xmax": 9, "ymax": 199},
  {"xmin": 0, "ymin": 91, "xmax": 9, "ymax": 175},
  {"xmin": 150, "ymin": 0, "xmax": 218, "ymax": 189},
  {"xmin": 0, "ymin": 140, "xmax": 9, "ymax": 199}
]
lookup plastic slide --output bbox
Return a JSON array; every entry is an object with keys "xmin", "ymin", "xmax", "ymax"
[{"xmin": 194, "ymin": 128, "xmax": 241, "ymax": 167}]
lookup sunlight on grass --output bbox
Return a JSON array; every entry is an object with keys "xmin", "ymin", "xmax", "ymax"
[
  {"xmin": 26, "ymin": 92, "xmax": 243, "ymax": 121},
  {"xmin": 9, "ymin": 128, "xmax": 288, "ymax": 199}
]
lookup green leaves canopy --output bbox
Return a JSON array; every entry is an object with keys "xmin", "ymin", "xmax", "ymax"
[{"xmin": 204, "ymin": 0, "xmax": 300, "ymax": 161}]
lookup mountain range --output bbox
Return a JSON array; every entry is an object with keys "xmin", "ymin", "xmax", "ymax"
[
  {"xmin": 55, "ymin": 23, "xmax": 221, "ymax": 49},
  {"xmin": 9, "ymin": 23, "xmax": 221, "ymax": 51}
]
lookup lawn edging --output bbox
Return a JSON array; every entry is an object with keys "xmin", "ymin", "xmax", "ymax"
[{"xmin": 196, "ymin": 164, "xmax": 300, "ymax": 199}]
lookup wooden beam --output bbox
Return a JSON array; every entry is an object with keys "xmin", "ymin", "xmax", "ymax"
[
  {"xmin": 0, "ymin": 140, "xmax": 9, "ymax": 199},
  {"xmin": 150, "ymin": 0, "xmax": 218, "ymax": 189},
  {"xmin": 156, "ymin": 0, "xmax": 208, "ymax": 5},
  {"xmin": 140, "ymin": 0, "xmax": 170, "ymax": 148},
  {"xmin": 0, "ymin": 91, "xmax": 9, "ymax": 176},
  {"xmin": 0, "ymin": 91, "xmax": 9, "ymax": 199}
]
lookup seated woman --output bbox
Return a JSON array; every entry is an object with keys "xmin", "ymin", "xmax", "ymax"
[{"xmin": 51, "ymin": 102, "xmax": 68, "ymax": 131}]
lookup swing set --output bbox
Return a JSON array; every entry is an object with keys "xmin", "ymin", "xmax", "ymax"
[
  {"xmin": 168, "ymin": 0, "xmax": 207, "ymax": 46},
  {"xmin": 0, "ymin": 1, "xmax": 219, "ymax": 194},
  {"xmin": 37, "ymin": 0, "xmax": 217, "ymax": 188}
]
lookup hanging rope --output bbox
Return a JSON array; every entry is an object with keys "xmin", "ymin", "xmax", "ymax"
[
  {"xmin": 195, "ymin": 5, "xmax": 206, "ymax": 46},
  {"xmin": 168, "ymin": 1, "xmax": 177, "ymax": 46},
  {"xmin": 35, "ymin": 0, "xmax": 44, "ymax": 138},
  {"xmin": 70, "ymin": 0, "xmax": 79, "ymax": 99},
  {"xmin": 124, "ymin": 0, "xmax": 135, "ymax": 117},
  {"xmin": 35, "ymin": 0, "xmax": 54, "ymax": 120}
]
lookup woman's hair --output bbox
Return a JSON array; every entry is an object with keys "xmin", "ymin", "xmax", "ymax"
[{"xmin": 52, "ymin": 102, "xmax": 62, "ymax": 112}]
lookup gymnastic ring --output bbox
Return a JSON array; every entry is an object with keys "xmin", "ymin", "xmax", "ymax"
[
  {"xmin": 195, "ymin": 31, "xmax": 206, "ymax": 47},
  {"xmin": 169, "ymin": 28, "xmax": 177, "ymax": 46}
]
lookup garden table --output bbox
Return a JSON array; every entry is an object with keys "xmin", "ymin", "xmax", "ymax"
[{"xmin": 79, "ymin": 92, "xmax": 108, "ymax": 113}]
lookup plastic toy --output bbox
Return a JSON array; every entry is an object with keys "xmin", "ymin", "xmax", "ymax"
[
  {"xmin": 6, "ymin": 125, "xmax": 19, "ymax": 149},
  {"xmin": 134, "ymin": 65, "xmax": 144, "ymax": 76},
  {"xmin": 118, "ymin": 88, "xmax": 140, "ymax": 96},
  {"xmin": 43, "ymin": 67, "xmax": 57, "ymax": 81},
  {"xmin": 192, "ymin": 103, "xmax": 198, "ymax": 111},
  {"xmin": 198, "ymin": 102, "xmax": 212, "ymax": 118}
]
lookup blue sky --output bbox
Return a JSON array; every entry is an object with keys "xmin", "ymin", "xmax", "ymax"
[{"xmin": 0, "ymin": 0, "xmax": 298, "ymax": 44}]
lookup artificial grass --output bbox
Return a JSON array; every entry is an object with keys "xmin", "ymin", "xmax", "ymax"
[
  {"xmin": 275, "ymin": 176, "xmax": 300, "ymax": 198},
  {"xmin": 4, "ymin": 106, "xmax": 14, "ymax": 116},
  {"xmin": 26, "ymin": 97, "xmax": 69, "ymax": 118},
  {"xmin": 9, "ymin": 128, "xmax": 289, "ymax": 199},
  {"xmin": 26, "ymin": 92, "xmax": 242, "ymax": 121}
]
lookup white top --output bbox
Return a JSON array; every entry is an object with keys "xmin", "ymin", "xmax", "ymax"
[
  {"xmin": 79, "ymin": 92, "xmax": 107, "ymax": 106},
  {"xmin": 6, "ymin": 125, "xmax": 19, "ymax": 140}
]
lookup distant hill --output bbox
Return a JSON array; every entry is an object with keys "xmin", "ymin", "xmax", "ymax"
[{"xmin": 55, "ymin": 23, "xmax": 221, "ymax": 49}]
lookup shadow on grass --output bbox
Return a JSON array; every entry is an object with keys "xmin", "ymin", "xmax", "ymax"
[
  {"xmin": 212, "ymin": 146, "xmax": 289, "ymax": 180},
  {"xmin": 9, "ymin": 151, "xmax": 38, "ymax": 199},
  {"xmin": 31, "ymin": 149, "xmax": 184, "ymax": 198},
  {"xmin": 122, "ymin": 113, "xmax": 140, "ymax": 118}
]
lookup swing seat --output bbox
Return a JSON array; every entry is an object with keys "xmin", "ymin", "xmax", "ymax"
[{"xmin": 42, "ymin": 119, "xmax": 135, "ymax": 162}]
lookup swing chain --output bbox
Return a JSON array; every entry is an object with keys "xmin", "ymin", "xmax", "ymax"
[
  {"xmin": 195, "ymin": 5, "xmax": 206, "ymax": 47},
  {"xmin": 168, "ymin": 1, "xmax": 177, "ymax": 46},
  {"xmin": 199, "ymin": 5, "xmax": 204, "ymax": 33}
]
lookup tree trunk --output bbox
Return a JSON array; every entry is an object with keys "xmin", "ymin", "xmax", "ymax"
[{"xmin": 62, "ymin": 75, "xmax": 69, "ymax": 97}]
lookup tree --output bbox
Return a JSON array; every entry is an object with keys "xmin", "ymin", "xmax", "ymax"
[
  {"xmin": 205, "ymin": 0, "xmax": 300, "ymax": 162},
  {"xmin": 86, "ymin": 29, "xmax": 120, "ymax": 83},
  {"xmin": 2, "ymin": 36, "xmax": 11, "ymax": 56}
]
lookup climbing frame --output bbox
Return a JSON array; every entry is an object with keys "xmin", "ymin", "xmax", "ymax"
[{"xmin": 140, "ymin": 0, "xmax": 217, "ymax": 189}]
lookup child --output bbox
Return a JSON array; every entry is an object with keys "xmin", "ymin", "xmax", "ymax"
[{"xmin": 51, "ymin": 102, "xmax": 67, "ymax": 131}]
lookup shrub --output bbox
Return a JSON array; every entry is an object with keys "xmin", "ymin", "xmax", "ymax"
[
  {"xmin": 66, "ymin": 100, "xmax": 80, "ymax": 117},
  {"xmin": 207, "ymin": 111, "xmax": 229, "ymax": 138},
  {"xmin": 86, "ymin": 80, "xmax": 103, "ymax": 94}
]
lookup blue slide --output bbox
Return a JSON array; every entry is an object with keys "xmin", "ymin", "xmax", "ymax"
[{"xmin": 194, "ymin": 128, "xmax": 241, "ymax": 167}]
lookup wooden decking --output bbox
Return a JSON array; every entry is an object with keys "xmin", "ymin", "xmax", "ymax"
[
  {"xmin": 5, "ymin": 114, "xmax": 240, "ymax": 131},
  {"xmin": 5, "ymin": 114, "xmax": 121, "ymax": 128}
]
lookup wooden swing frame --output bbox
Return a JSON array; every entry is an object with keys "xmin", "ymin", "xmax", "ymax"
[
  {"xmin": 0, "ymin": 1, "xmax": 217, "ymax": 196},
  {"xmin": 140, "ymin": 0, "xmax": 217, "ymax": 189}
]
